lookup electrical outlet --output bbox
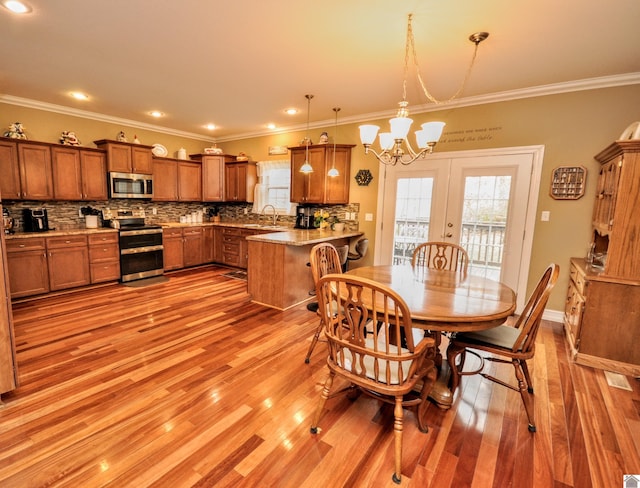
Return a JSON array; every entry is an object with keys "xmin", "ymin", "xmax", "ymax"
[
  {"xmin": 244, "ymin": 208, "xmax": 248, "ymax": 214},
  {"xmin": 541, "ymin": 210, "xmax": 550, "ymax": 222},
  {"xmin": 152, "ymin": 207, "xmax": 157, "ymax": 215}
]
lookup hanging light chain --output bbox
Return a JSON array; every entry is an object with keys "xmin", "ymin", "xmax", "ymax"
[{"xmin": 404, "ymin": 13, "xmax": 486, "ymax": 105}]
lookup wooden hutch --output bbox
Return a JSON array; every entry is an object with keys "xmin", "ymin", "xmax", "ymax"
[{"xmin": 564, "ymin": 140, "xmax": 640, "ymax": 376}]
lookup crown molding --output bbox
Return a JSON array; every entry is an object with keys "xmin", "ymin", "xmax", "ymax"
[
  {"xmin": 0, "ymin": 95, "xmax": 217, "ymax": 143},
  {"xmin": 2, "ymin": 73, "xmax": 638, "ymax": 143},
  {"xmin": 216, "ymin": 73, "xmax": 640, "ymax": 142}
]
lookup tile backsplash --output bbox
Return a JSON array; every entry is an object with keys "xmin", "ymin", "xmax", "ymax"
[{"xmin": 2, "ymin": 200, "xmax": 361, "ymax": 232}]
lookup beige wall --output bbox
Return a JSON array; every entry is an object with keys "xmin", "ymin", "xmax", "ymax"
[{"xmin": 2, "ymin": 84, "xmax": 639, "ymax": 310}]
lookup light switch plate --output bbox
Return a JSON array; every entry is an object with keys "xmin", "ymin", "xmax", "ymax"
[
  {"xmin": 365, "ymin": 213, "xmax": 374, "ymax": 222},
  {"xmin": 541, "ymin": 211, "xmax": 550, "ymax": 221}
]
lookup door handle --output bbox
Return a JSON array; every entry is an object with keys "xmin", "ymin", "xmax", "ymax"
[{"xmin": 446, "ymin": 233, "xmax": 453, "ymax": 238}]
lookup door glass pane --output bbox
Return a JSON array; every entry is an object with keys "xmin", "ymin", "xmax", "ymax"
[
  {"xmin": 392, "ymin": 177, "xmax": 434, "ymax": 265},
  {"xmin": 459, "ymin": 175, "xmax": 511, "ymax": 280}
]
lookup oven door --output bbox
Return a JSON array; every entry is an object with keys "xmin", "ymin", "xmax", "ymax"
[
  {"xmin": 120, "ymin": 246, "xmax": 164, "ymax": 282},
  {"xmin": 119, "ymin": 229, "xmax": 164, "ymax": 282}
]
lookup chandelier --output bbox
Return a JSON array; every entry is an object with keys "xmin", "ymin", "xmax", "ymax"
[{"xmin": 359, "ymin": 14, "xmax": 488, "ymax": 166}]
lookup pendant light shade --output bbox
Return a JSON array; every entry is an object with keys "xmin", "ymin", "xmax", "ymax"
[
  {"xmin": 300, "ymin": 94, "xmax": 314, "ymax": 174},
  {"xmin": 328, "ymin": 107, "xmax": 340, "ymax": 177}
]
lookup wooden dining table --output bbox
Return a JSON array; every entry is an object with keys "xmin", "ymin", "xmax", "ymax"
[{"xmin": 346, "ymin": 264, "xmax": 517, "ymax": 409}]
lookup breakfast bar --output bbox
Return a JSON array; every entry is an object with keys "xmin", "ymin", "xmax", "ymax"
[{"xmin": 246, "ymin": 228, "xmax": 363, "ymax": 310}]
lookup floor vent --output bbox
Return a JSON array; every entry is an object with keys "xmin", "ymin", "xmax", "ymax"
[{"xmin": 604, "ymin": 371, "xmax": 632, "ymax": 391}]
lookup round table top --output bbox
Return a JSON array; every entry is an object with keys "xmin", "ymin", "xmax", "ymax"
[{"xmin": 346, "ymin": 265, "xmax": 517, "ymax": 332}]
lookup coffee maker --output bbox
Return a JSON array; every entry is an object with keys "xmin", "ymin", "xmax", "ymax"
[
  {"xmin": 2, "ymin": 208, "xmax": 15, "ymax": 235},
  {"xmin": 295, "ymin": 206, "xmax": 317, "ymax": 229},
  {"xmin": 23, "ymin": 208, "xmax": 49, "ymax": 232}
]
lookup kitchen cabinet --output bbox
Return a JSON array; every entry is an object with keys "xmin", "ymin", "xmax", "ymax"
[
  {"xmin": 0, "ymin": 209, "xmax": 18, "ymax": 398},
  {"xmin": 563, "ymin": 140, "xmax": 640, "ymax": 376},
  {"xmin": 0, "ymin": 140, "xmax": 21, "ymax": 200},
  {"xmin": 52, "ymin": 146, "xmax": 107, "ymax": 201},
  {"xmin": 6, "ymin": 237, "xmax": 49, "ymax": 298},
  {"xmin": 183, "ymin": 227, "xmax": 204, "ymax": 267},
  {"xmin": 220, "ymin": 227, "xmax": 244, "ymax": 268},
  {"xmin": 192, "ymin": 154, "xmax": 236, "ymax": 202},
  {"xmin": 225, "ymin": 161, "xmax": 257, "ymax": 202},
  {"xmin": 17, "ymin": 142, "xmax": 54, "ymax": 200},
  {"xmin": 178, "ymin": 161, "xmax": 202, "ymax": 201},
  {"xmin": 289, "ymin": 144, "xmax": 353, "ymax": 204},
  {"xmin": 162, "ymin": 228, "xmax": 184, "ymax": 271},
  {"xmin": 203, "ymin": 226, "xmax": 217, "ymax": 263},
  {"xmin": 46, "ymin": 235, "xmax": 90, "ymax": 291},
  {"xmin": 153, "ymin": 157, "xmax": 179, "ymax": 201},
  {"xmin": 94, "ymin": 140, "xmax": 153, "ymax": 174},
  {"xmin": 88, "ymin": 233, "xmax": 120, "ymax": 283}
]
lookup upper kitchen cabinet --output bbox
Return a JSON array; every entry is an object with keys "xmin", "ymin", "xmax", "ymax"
[
  {"xmin": 94, "ymin": 140, "xmax": 153, "ymax": 174},
  {"xmin": 289, "ymin": 144, "xmax": 354, "ymax": 204},
  {"xmin": 152, "ymin": 157, "xmax": 179, "ymax": 201},
  {"xmin": 0, "ymin": 140, "xmax": 20, "ymax": 200},
  {"xmin": 191, "ymin": 154, "xmax": 236, "ymax": 202},
  {"xmin": 178, "ymin": 160, "xmax": 202, "ymax": 201},
  {"xmin": 225, "ymin": 161, "xmax": 257, "ymax": 202},
  {"xmin": 10, "ymin": 141, "xmax": 54, "ymax": 200},
  {"xmin": 52, "ymin": 146, "xmax": 107, "ymax": 201},
  {"xmin": 152, "ymin": 157, "xmax": 202, "ymax": 202}
]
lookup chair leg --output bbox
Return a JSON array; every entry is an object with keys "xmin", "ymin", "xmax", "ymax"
[
  {"xmin": 304, "ymin": 320, "xmax": 324, "ymax": 364},
  {"xmin": 513, "ymin": 359, "xmax": 536, "ymax": 432},
  {"xmin": 392, "ymin": 396, "xmax": 404, "ymax": 484},
  {"xmin": 521, "ymin": 359, "xmax": 534, "ymax": 393},
  {"xmin": 310, "ymin": 371, "xmax": 334, "ymax": 434}
]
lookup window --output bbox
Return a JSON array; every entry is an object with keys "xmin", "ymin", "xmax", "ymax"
[{"xmin": 252, "ymin": 160, "xmax": 296, "ymax": 215}]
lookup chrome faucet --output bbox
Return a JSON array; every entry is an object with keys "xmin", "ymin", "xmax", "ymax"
[{"xmin": 261, "ymin": 204, "xmax": 278, "ymax": 226}]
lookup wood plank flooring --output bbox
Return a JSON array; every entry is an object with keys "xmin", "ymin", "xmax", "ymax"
[{"xmin": 1, "ymin": 265, "xmax": 639, "ymax": 487}]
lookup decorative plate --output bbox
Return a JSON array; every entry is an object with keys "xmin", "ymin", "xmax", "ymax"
[
  {"xmin": 355, "ymin": 169, "xmax": 373, "ymax": 186},
  {"xmin": 152, "ymin": 144, "xmax": 168, "ymax": 157}
]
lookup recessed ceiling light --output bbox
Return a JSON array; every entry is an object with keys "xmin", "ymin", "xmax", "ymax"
[
  {"xmin": 266, "ymin": 123, "xmax": 276, "ymax": 130},
  {"xmin": 285, "ymin": 108, "xmax": 298, "ymax": 115},
  {"xmin": 70, "ymin": 92, "xmax": 89, "ymax": 101},
  {"xmin": 205, "ymin": 124, "xmax": 216, "ymax": 130},
  {"xmin": 2, "ymin": 0, "xmax": 32, "ymax": 13},
  {"xmin": 149, "ymin": 111, "xmax": 164, "ymax": 118}
]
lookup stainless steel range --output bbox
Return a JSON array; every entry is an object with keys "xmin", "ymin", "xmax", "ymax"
[{"xmin": 102, "ymin": 209, "xmax": 164, "ymax": 282}]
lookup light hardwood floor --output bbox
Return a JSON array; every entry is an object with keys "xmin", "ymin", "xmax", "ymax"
[{"xmin": 1, "ymin": 266, "xmax": 639, "ymax": 487}]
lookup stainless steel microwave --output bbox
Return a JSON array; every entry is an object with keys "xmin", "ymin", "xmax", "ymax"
[{"xmin": 108, "ymin": 172, "xmax": 154, "ymax": 199}]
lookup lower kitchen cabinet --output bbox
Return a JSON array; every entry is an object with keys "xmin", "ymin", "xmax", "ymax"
[
  {"xmin": 183, "ymin": 227, "xmax": 204, "ymax": 267},
  {"xmin": 203, "ymin": 227, "xmax": 216, "ymax": 263},
  {"xmin": 88, "ymin": 233, "xmax": 120, "ymax": 283},
  {"xmin": 163, "ymin": 228, "xmax": 184, "ymax": 271},
  {"xmin": 6, "ymin": 231, "xmax": 120, "ymax": 298},
  {"xmin": 220, "ymin": 227, "xmax": 244, "ymax": 268},
  {"xmin": 46, "ymin": 235, "xmax": 90, "ymax": 291},
  {"xmin": 6, "ymin": 237, "xmax": 49, "ymax": 298}
]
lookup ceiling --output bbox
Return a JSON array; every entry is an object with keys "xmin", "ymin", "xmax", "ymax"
[{"xmin": 1, "ymin": 0, "xmax": 639, "ymax": 142}]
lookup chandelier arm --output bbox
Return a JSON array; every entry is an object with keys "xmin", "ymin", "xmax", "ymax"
[{"xmin": 408, "ymin": 15, "xmax": 482, "ymax": 105}]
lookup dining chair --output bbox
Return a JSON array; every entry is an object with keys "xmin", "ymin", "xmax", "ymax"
[
  {"xmin": 446, "ymin": 263, "xmax": 559, "ymax": 432},
  {"xmin": 411, "ymin": 241, "xmax": 469, "ymax": 276},
  {"xmin": 310, "ymin": 273, "xmax": 437, "ymax": 484},
  {"xmin": 345, "ymin": 237, "xmax": 368, "ymax": 271},
  {"xmin": 304, "ymin": 243, "xmax": 346, "ymax": 363}
]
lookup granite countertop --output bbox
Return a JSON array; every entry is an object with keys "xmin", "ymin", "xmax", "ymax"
[
  {"xmin": 245, "ymin": 228, "xmax": 363, "ymax": 246},
  {"xmin": 4, "ymin": 222, "xmax": 362, "ymax": 246},
  {"xmin": 5, "ymin": 227, "xmax": 118, "ymax": 239}
]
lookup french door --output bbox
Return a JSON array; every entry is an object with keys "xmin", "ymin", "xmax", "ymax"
[{"xmin": 375, "ymin": 146, "xmax": 544, "ymax": 311}]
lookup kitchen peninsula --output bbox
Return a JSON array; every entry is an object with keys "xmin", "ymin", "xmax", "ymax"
[{"xmin": 246, "ymin": 228, "xmax": 363, "ymax": 310}]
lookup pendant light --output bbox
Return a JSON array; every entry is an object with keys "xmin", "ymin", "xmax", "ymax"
[
  {"xmin": 328, "ymin": 107, "xmax": 340, "ymax": 177},
  {"xmin": 299, "ymin": 94, "xmax": 314, "ymax": 174}
]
